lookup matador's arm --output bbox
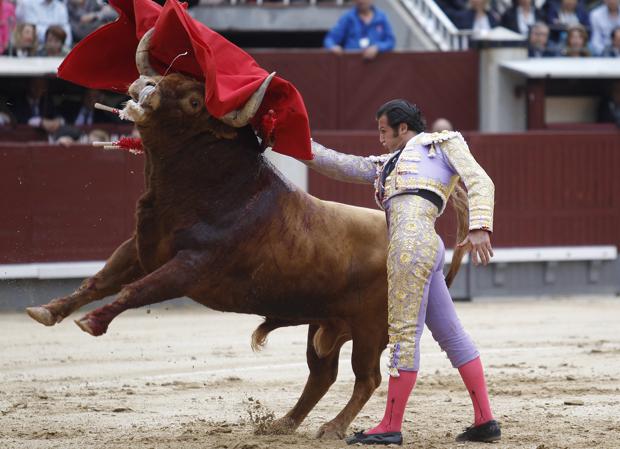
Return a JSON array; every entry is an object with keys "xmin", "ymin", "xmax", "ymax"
[
  {"xmin": 304, "ymin": 140, "xmax": 392, "ymax": 185},
  {"xmin": 439, "ymin": 133, "xmax": 495, "ymax": 232}
]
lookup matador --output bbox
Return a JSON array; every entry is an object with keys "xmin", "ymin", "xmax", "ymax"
[{"xmin": 306, "ymin": 99, "xmax": 501, "ymax": 445}]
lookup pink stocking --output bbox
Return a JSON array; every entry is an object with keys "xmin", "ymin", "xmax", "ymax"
[
  {"xmin": 367, "ymin": 370, "xmax": 417, "ymax": 434},
  {"xmin": 458, "ymin": 356, "xmax": 494, "ymax": 426}
]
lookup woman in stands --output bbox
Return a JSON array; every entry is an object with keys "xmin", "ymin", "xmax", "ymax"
[
  {"xmin": 560, "ymin": 23, "xmax": 592, "ymax": 56},
  {"xmin": 0, "ymin": 0, "xmax": 16, "ymax": 54},
  {"xmin": 306, "ymin": 100, "xmax": 500, "ymax": 446},
  {"xmin": 4, "ymin": 22, "xmax": 37, "ymax": 57},
  {"xmin": 37, "ymin": 25, "xmax": 68, "ymax": 57}
]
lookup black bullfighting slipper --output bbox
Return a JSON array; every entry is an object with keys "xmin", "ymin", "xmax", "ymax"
[
  {"xmin": 345, "ymin": 431, "xmax": 403, "ymax": 445},
  {"xmin": 455, "ymin": 419, "xmax": 501, "ymax": 442}
]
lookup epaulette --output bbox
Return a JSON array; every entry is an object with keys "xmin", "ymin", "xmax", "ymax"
[{"xmin": 408, "ymin": 130, "xmax": 461, "ymax": 146}]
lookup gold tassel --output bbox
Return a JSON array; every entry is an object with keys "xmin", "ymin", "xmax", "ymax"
[{"xmin": 428, "ymin": 142, "xmax": 437, "ymax": 158}]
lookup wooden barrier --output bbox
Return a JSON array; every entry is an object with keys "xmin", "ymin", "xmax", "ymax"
[{"xmin": 1, "ymin": 129, "xmax": 619, "ymax": 264}]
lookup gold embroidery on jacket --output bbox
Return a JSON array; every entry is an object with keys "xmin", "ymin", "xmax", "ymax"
[{"xmin": 439, "ymin": 133, "xmax": 495, "ymax": 231}]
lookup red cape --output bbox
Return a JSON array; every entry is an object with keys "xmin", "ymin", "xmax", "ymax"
[{"xmin": 57, "ymin": 0, "xmax": 311, "ymax": 159}]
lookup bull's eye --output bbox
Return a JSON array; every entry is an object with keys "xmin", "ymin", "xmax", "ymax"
[{"xmin": 182, "ymin": 95, "xmax": 203, "ymax": 114}]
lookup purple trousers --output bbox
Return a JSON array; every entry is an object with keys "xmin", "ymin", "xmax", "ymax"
[{"xmin": 386, "ymin": 194, "xmax": 479, "ymax": 377}]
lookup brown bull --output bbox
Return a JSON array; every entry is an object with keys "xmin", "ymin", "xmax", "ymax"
[{"xmin": 26, "ymin": 34, "xmax": 467, "ymax": 440}]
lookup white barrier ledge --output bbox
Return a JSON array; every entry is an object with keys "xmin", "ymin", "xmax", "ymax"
[
  {"xmin": 0, "ymin": 246, "xmax": 616, "ymax": 279},
  {"xmin": 0, "ymin": 56, "xmax": 62, "ymax": 76},
  {"xmin": 447, "ymin": 245, "xmax": 617, "ymax": 265},
  {"xmin": 488, "ymin": 246, "xmax": 617, "ymax": 263},
  {"xmin": 500, "ymin": 58, "xmax": 620, "ymax": 79},
  {"xmin": 0, "ymin": 261, "xmax": 105, "ymax": 280}
]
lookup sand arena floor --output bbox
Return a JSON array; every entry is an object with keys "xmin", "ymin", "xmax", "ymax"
[{"xmin": 1, "ymin": 296, "xmax": 619, "ymax": 449}]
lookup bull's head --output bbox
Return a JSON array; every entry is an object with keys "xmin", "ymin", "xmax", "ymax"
[{"xmin": 123, "ymin": 28, "xmax": 274, "ymax": 134}]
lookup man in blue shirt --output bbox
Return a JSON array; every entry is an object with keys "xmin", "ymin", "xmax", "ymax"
[{"xmin": 324, "ymin": 0, "xmax": 396, "ymax": 60}]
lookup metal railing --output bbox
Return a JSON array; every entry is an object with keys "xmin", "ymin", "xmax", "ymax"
[{"xmin": 399, "ymin": 0, "xmax": 471, "ymax": 50}]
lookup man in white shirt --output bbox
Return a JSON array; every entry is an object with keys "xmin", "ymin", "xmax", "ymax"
[
  {"xmin": 590, "ymin": 0, "xmax": 620, "ymax": 55},
  {"xmin": 16, "ymin": 0, "xmax": 73, "ymax": 48}
]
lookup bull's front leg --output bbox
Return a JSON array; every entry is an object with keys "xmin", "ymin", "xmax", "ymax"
[
  {"xmin": 26, "ymin": 237, "xmax": 145, "ymax": 326},
  {"xmin": 74, "ymin": 250, "xmax": 203, "ymax": 336}
]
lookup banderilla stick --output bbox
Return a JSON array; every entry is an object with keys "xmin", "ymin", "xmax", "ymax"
[{"xmin": 94, "ymin": 103, "xmax": 134, "ymax": 122}]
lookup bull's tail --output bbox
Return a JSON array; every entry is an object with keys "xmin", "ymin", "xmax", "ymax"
[
  {"xmin": 445, "ymin": 183, "xmax": 469, "ymax": 288},
  {"xmin": 251, "ymin": 317, "xmax": 298, "ymax": 352}
]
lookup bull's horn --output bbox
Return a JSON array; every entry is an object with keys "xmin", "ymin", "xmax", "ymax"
[
  {"xmin": 135, "ymin": 28, "xmax": 157, "ymax": 77},
  {"xmin": 220, "ymin": 72, "xmax": 276, "ymax": 127}
]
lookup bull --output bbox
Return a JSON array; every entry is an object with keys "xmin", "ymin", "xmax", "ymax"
[{"xmin": 26, "ymin": 30, "xmax": 467, "ymax": 439}]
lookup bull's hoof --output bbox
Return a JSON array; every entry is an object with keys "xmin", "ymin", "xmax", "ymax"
[
  {"xmin": 316, "ymin": 422, "xmax": 346, "ymax": 440},
  {"xmin": 26, "ymin": 306, "xmax": 59, "ymax": 326},
  {"xmin": 74, "ymin": 317, "xmax": 106, "ymax": 336},
  {"xmin": 262, "ymin": 416, "xmax": 297, "ymax": 435}
]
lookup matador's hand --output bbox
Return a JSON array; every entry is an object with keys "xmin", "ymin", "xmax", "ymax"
[{"xmin": 458, "ymin": 230, "xmax": 494, "ymax": 266}]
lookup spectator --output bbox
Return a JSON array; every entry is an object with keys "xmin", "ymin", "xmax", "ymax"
[
  {"xmin": 68, "ymin": 0, "xmax": 117, "ymax": 43},
  {"xmin": 0, "ymin": 92, "xmax": 12, "ymax": 126},
  {"xmin": 10, "ymin": 77, "xmax": 64, "ymax": 134},
  {"xmin": 501, "ymin": 0, "xmax": 544, "ymax": 36},
  {"xmin": 528, "ymin": 21, "xmax": 557, "ymax": 56},
  {"xmin": 323, "ymin": 0, "xmax": 396, "ymax": 60},
  {"xmin": 431, "ymin": 117, "xmax": 454, "ymax": 132},
  {"xmin": 15, "ymin": 0, "xmax": 72, "ymax": 48},
  {"xmin": 53, "ymin": 124, "xmax": 82, "ymax": 145},
  {"xmin": 560, "ymin": 23, "xmax": 591, "ymax": 55},
  {"xmin": 602, "ymin": 26, "xmax": 620, "ymax": 55},
  {"xmin": 86, "ymin": 128, "xmax": 110, "ymax": 144},
  {"xmin": 4, "ymin": 22, "xmax": 37, "ymax": 56},
  {"xmin": 0, "ymin": 0, "xmax": 16, "ymax": 54},
  {"xmin": 547, "ymin": 0, "xmax": 590, "ymax": 29},
  {"xmin": 37, "ymin": 24, "xmax": 67, "ymax": 56},
  {"xmin": 590, "ymin": 0, "xmax": 620, "ymax": 55},
  {"xmin": 451, "ymin": 0, "xmax": 499, "ymax": 34},
  {"xmin": 62, "ymin": 89, "xmax": 118, "ymax": 126},
  {"xmin": 598, "ymin": 81, "xmax": 620, "ymax": 126},
  {"xmin": 53, "ymin": 124, "xmax": 113, "ymax": 146}
]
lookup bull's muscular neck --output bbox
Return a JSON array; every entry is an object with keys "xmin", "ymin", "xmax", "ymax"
[{"xmin": 138, "ymin": 125, "xmax": 284, "ymax": 204}]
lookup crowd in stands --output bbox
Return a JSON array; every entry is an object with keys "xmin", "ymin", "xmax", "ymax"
[
  {"xmin": 438, "ymin": 0, "xmax": 620, "ymax": 56},
  {"xmin": 2, "ymin": 0, "xmax": 619, "ymax": 59},
  {"xmin": 0, "ymin": 0, "xmax": 117, "ymax": 56},
  {"xmin": 0, "ymin": 0, "xmax": 204, "ymax": 57},
  {"xmin": 0, "ymin": 75, "xmax": 127, "ymax": 144}
]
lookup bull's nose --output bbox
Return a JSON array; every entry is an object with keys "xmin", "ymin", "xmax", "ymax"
[{"xmin": 139, "ymin": 85, "xmax": 156, "ymax": 104}]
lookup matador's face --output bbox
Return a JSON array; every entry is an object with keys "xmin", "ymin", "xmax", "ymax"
[{"xmin": 377, "ymin": 115, "xmax": 408, "ymax": 152}]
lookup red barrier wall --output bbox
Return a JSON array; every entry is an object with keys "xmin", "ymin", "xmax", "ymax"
[
  {"xmin": 1, "ymin": 130, "xmax": 618, "ymax": 264},
  {"xmin": 311, "ymin": 130, "xmax": 620, "ymax": 248},
  {"xmin": 247, "ymin": 51, "xmax": 479, "ymax": 131},
  {"xmin": 0, "ymin": 144, "xmax": 143, "ymax": 263}
]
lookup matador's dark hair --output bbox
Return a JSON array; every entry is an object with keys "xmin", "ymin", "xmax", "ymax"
[{"xmin": 376, "ymin": 99, "xmax": 426, "ymax": 134}]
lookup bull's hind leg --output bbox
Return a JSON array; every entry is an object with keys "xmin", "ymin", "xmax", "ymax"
[
  {"xmin": 74, "ymin": 252, "xmax": 201, "ymax": 336},
  {"xmin": 266, "ymin": 323, "xmax": 348, "ymax": 435},
  {"xmin": 316, "ymin": 321, "xmax": 386, "ymax": 439},
  {"xmin": 26, "ymin": 237, "xmax": 145, "ymax": 326}
]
